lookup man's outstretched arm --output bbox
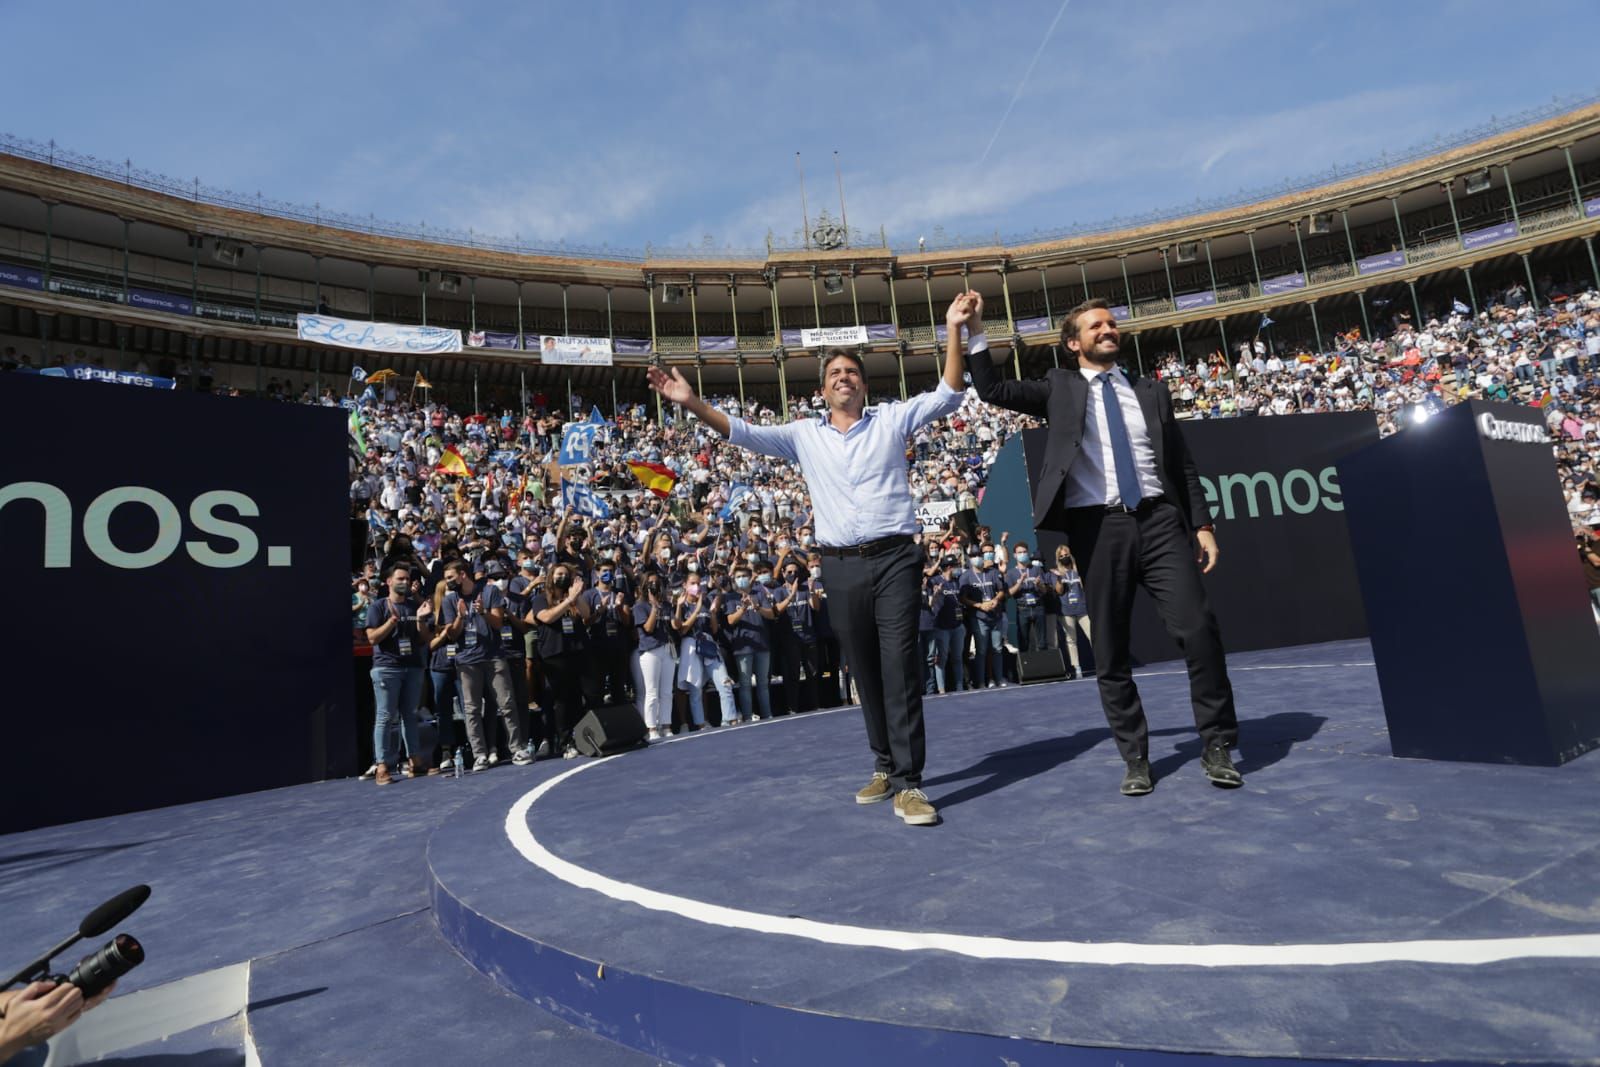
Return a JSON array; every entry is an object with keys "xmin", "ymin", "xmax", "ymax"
[
  {"xmin": 647, "ymin": 364, "xmax": 799, "ymax": 462},
  {"xmin": 962, "ymin": 291, "xmax": 1050, "ymax": 419}
]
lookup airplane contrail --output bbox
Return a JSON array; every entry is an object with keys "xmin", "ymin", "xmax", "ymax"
[{"xmin": 976, "ymin": 0, "xmax": 1073, "ymax": 168}]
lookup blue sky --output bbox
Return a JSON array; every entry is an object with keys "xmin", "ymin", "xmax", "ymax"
[{"xmin": 5, "ymin": 0, "xmax": 1597, "ymax": 254}]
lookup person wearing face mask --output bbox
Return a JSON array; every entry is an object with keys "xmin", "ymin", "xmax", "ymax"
[
  {"xmin": 769, "ymin": 561, "xmax": 822, "ymax": 715},
  {"xmin": 510, "ymin": 552, "xmax": 552, "ymax": 758},
  {"xmin": 1047, "ymin": 545, "xmax": 1093, "ymax": 680},
  {"xmin": 438, "ymin": 558, "xmax": 530, "ymax": 771},
  {"xmin": 671, "ymin": 571, "xmax": 736, "ymax": 727},
  {"xmin": 961, "ymin": 549, "xmax": 1007, "ymax": 688},
  {"xmin": 1006, "ymin": 540, "xmax": 1047, "ymax": 657},
  {"xmin": 364, "ymin": 562, "xmax": 436, "ymax": 784},
  {"xmin": 588, "ymin": 561, "xmax": 633, "ymax": 706},
  {"xmin": 634, "ymin": 573, "xmax": 676, "ymax": 740},
  {"xmin": 724, "ymin": 563, "xmax": 775, "ymax": 722},
  {"xmin": 525, "ymin": 562, "xmax": 594, "ymax": 758},
  {"xmin": 927, "ymin": 555, "xmax": 966, "ymax": 694}
]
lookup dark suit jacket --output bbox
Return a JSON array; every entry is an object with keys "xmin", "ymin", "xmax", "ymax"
[{"xmin": 966, "ymin": 347, "xmax": 1211, "ymax": 533}]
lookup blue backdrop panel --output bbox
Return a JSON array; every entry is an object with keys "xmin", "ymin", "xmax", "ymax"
[
  {"xmin": 1, "ymin": 373, "xmax": 353, "ymax": 832},
  {"xmin": 1339, "ymin": 400, "xmax": 1600, "ymax": 765},
  {"xmin": 978, "ymin": 413, "xmax": 1377, "ymax": 663}
]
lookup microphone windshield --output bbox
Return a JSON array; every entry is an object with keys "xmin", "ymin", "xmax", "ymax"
[{"xmin": 80, "ymin": 885, "xmax": 151, "ymax": 938}]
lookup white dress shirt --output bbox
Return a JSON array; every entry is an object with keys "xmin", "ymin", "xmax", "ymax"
[
  {"xmin": 1063, "ymin": 365, "xmax": 1163, "ymax": 508},
  {"xmin": 726, "ymin": 380, "xmax": 964, "ymax": 546}
]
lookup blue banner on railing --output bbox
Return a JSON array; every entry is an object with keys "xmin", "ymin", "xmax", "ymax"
[
  {"xmin": 466, "ymin": 330, "xmax": 522, "ymax": 350},
  {"xmin": 1262, "ymin": 272, "xmax": 1306, "ymax": 296},
  {"xmin": 1587, "ymin": 197, "xmax": 1600, "ymax": 219},
  {"xmin": 1461, "ymin": 219, "xmax": 1519, "ymax": 251},
  {"xmin": 1174, "ymin": 291, "xmax": 1217, "ymax": 312},
  {"xmin": 67, "ymin": 364, "xmax": 177, "ymax": 389},
  {"xmin": 865, "ymin": 323, "xmax": 898, "ymax": 341},
  {"xmin": 699, "ymin": 335, "xmax": 737, "ymax": 352},
  {"xmin": 1357, "ymin": 250, "xmax": 1405, "ymax": 275},
  {"xmin": 1109, "ymin": 305, "xmax": 1130, "ymax": 321},
  {"xmin": 1015, "ymin": 315, "xmax": 1053, "ymax": 334},
  {"xmin": 127, "ymin": 287, "xmax": 194, "ymax": 316},
  {"xmin": 614, "ymin": 338, "xmax": 652, "ymax": 355},
  {"xmin": 0, "ymin": 261, "xmax": 43, "ymax": 290}
]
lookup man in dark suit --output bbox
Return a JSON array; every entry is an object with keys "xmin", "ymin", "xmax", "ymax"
[{"xmin": 961, "ymin": 295, "xmax": 1241, "ymax": 795}]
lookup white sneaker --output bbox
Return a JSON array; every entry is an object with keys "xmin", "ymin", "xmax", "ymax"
[
  {"xmin": 511, "ymin": 751, "xmax": 534, "ymax": 766},
  {"xmin": 563, "ymin": 745, "xmax": 579, "ymax": 759},
  {"xmin": 487, "ymin": 752, "xmax": 501, "ymax": 768},
  {"xmin": 472, "ymin": 757, "xmax": 491, "ymax": 773},
  {"xmin": 359, "ymin": 763, "xmax": 378, "ymax": 781}
]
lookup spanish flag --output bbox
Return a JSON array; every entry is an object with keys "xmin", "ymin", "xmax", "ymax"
[
  {"xmin": 436, "ymin": 445, "xmax": 471, "ymax": 477},
  {"xmin": 365, "ymin": 368, "xmax": 399, "ymax": 385},
  {"xmin": 627, "ymin": 460, "xmax": 678, "ymax": 498}
]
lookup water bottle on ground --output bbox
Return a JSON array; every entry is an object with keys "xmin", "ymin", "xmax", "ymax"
[{"xmin": 453, "ymin": 746, "xmax": 464, "ymax": 778}]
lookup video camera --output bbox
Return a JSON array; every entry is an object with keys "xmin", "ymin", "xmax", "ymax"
[{"xmin": 3, "ymin": 886, "xmax": 149, "ymax": 998}]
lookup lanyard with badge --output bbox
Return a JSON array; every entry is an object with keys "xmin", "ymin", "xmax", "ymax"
[{"xmin": 391, "ymin": 600, "xmax": 414, "ymax": 658}]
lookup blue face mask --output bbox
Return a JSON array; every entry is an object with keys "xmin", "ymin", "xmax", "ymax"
[
  {"xmin": 599, "ymin": 570, "xmax": 614, "ymax": 583},
  {"xmin": 735, "ymin": 577, "xmax": 751, "ymax": 590},
  {"xmin": 983, "ymin": 553, "xmax": 994, "ymax": 564}
]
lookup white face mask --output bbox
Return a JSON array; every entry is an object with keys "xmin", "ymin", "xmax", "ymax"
[{"xmin": 809, "ymin": 566, "xmax": 822, "ymax": 579}]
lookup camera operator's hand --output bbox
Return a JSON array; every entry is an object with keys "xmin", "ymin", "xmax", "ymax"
[{"xmin": 0, "ymin": 980, "xmax": 89, "ymax": 1060}]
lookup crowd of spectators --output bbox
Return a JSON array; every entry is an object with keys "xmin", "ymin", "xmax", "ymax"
[{"xmin": 7, "ymin": 279, "xmax": 1598, "ymax": 782}]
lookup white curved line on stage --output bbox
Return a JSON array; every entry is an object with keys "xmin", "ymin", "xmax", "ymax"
[{"xmin": 502, "ymin": 761, "xmax": 1600, "ymax": 969}]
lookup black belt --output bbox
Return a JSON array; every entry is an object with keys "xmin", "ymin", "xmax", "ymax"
[
  {"xmin": 1068, "ymin": 494, "xmax": 1168, "ymax": 516},
  {"xmin": 817, "ymin": 533, "xmax": 914, "ymax": 558}
]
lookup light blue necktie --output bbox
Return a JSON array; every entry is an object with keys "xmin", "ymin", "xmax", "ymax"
[{"xmin": 1097, "ymin": 372, "xmax": 1144, "ymax": 509}]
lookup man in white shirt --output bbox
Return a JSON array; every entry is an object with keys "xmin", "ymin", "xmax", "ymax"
[{"xmin": 648, "ymin": 294, "xmax": 973, "ymax": 826}]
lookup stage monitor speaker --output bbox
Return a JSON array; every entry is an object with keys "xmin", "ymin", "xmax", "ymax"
[
  {"xmin": 573, "ymin": 704, "xmax": 648, "ymax": 756},
  {"xmin": 1017, "ymin": 649, "xmax": 1067, "ymax": 685}
]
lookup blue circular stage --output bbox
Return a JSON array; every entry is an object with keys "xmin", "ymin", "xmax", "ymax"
[{"xmin": 427, "ymin": 641, "xmax": 1600, "ymax": 1066}]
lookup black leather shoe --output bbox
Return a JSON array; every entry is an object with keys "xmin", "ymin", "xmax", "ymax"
[
  {"xmin": 1120, "ymin": 759, "xmax": 1153, "ymax": 796},
  {"xmin": 1201, "ymin": 741, "xmax": 1243, "ymax": 788}
]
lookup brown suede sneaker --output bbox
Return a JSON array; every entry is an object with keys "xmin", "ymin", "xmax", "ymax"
[
  {"xmin": 412, "ymin": 756, "xmax": 440, "ymax": 778},
  {"xmin": 855, "ymin": 771, "xmax": 892, "ymax": 804},
  {"xmin": 374, "ymin": 763, "xmax": 393, "ymax": 786},
  {"xmin": 893, "ymin": 788, "xmax": 938, "ymax": 826}
]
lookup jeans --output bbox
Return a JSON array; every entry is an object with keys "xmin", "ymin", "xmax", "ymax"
[
  {"xmin": 371, "ymin": 666, "xmax": 423, "ymax": 768},
  {"xmin": 1016, "ymin": 608, "xmax": 1046, "ymax": 652},
  {"xmin": 429, "ymin": 669, "xmax": 461, "ymax": 754},
  {"xmin": 733, "ymin": 648, "xmax": 772, "ymax": 720},
  {"xmin": 929, "ymin": 626, "xmax": 965, "ymax": 694},
  {"xmin": 968, "ymin": 617, "xmax": 1003, "ymax": 686},
  {"xmin": 921, "ymin": 631, "xmax": 939, "ymax": 694},
  {"xmin": 685, "ymin": 651, "xmax": 736, "ymax": 725}
]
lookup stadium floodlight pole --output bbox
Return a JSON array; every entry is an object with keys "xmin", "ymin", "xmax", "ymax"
[
  {"xmin": 834, "ymin": 150, "xmax": 849, "ymax": 247},
  {"xmin": 796, "ymin": 152, "xmax": 811, "ymax": 250}
]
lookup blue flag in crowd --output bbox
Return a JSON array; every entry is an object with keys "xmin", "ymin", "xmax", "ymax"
[
  {"xmin": 1260, "ymin": 314, "xmax": 1274, "ymax": 328},
  {"xmin": 351, "ymin": 365, "xmax": 368, "ymax": 382},
  {"xmin": 562, "ymin": 479, "xmax": 611, "ymax": 519},
  {"xmin": 719, "ymin": 483, "xmax": 755, "ymax": 520},
  {"xmin": 1453, "ymin": 299, "xmax": 1471, "ymax": 314},
  {"xmin": 587, "ymin": 405, "xmax": 609, "ymax": 426}
]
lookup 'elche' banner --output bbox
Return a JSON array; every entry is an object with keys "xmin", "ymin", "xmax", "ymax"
[{"xmin": 297, "ymin": 313, "xmax": 463, "ymax": 354}]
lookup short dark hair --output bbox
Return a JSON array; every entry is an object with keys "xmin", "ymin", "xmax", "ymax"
[
  {"xmin": 382, "ymin": 560, "xmax": 412, "ymax": 580},
  {"xmin": 819, "ymin": 347, "xmax": 865, "ymax": 383},
  {"xmin": 1060, "ymin": 298, "xmax": 1111, "ymax": 351},
  {"xmin": 442, "ymin": 557, "xmax": 468, "ymax": 577}
]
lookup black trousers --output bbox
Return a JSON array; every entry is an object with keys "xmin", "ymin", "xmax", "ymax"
[
  {"xmin": 773, "ymin": 634, "xmax": 819, "ymax": 715},
  {"xmin": 1063, "ymin": 500, "xmax": 1238, "ymax": 763},
  {"xmin": 821, "ymin": 540, "xmax": 925, "ymax": 791}
]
